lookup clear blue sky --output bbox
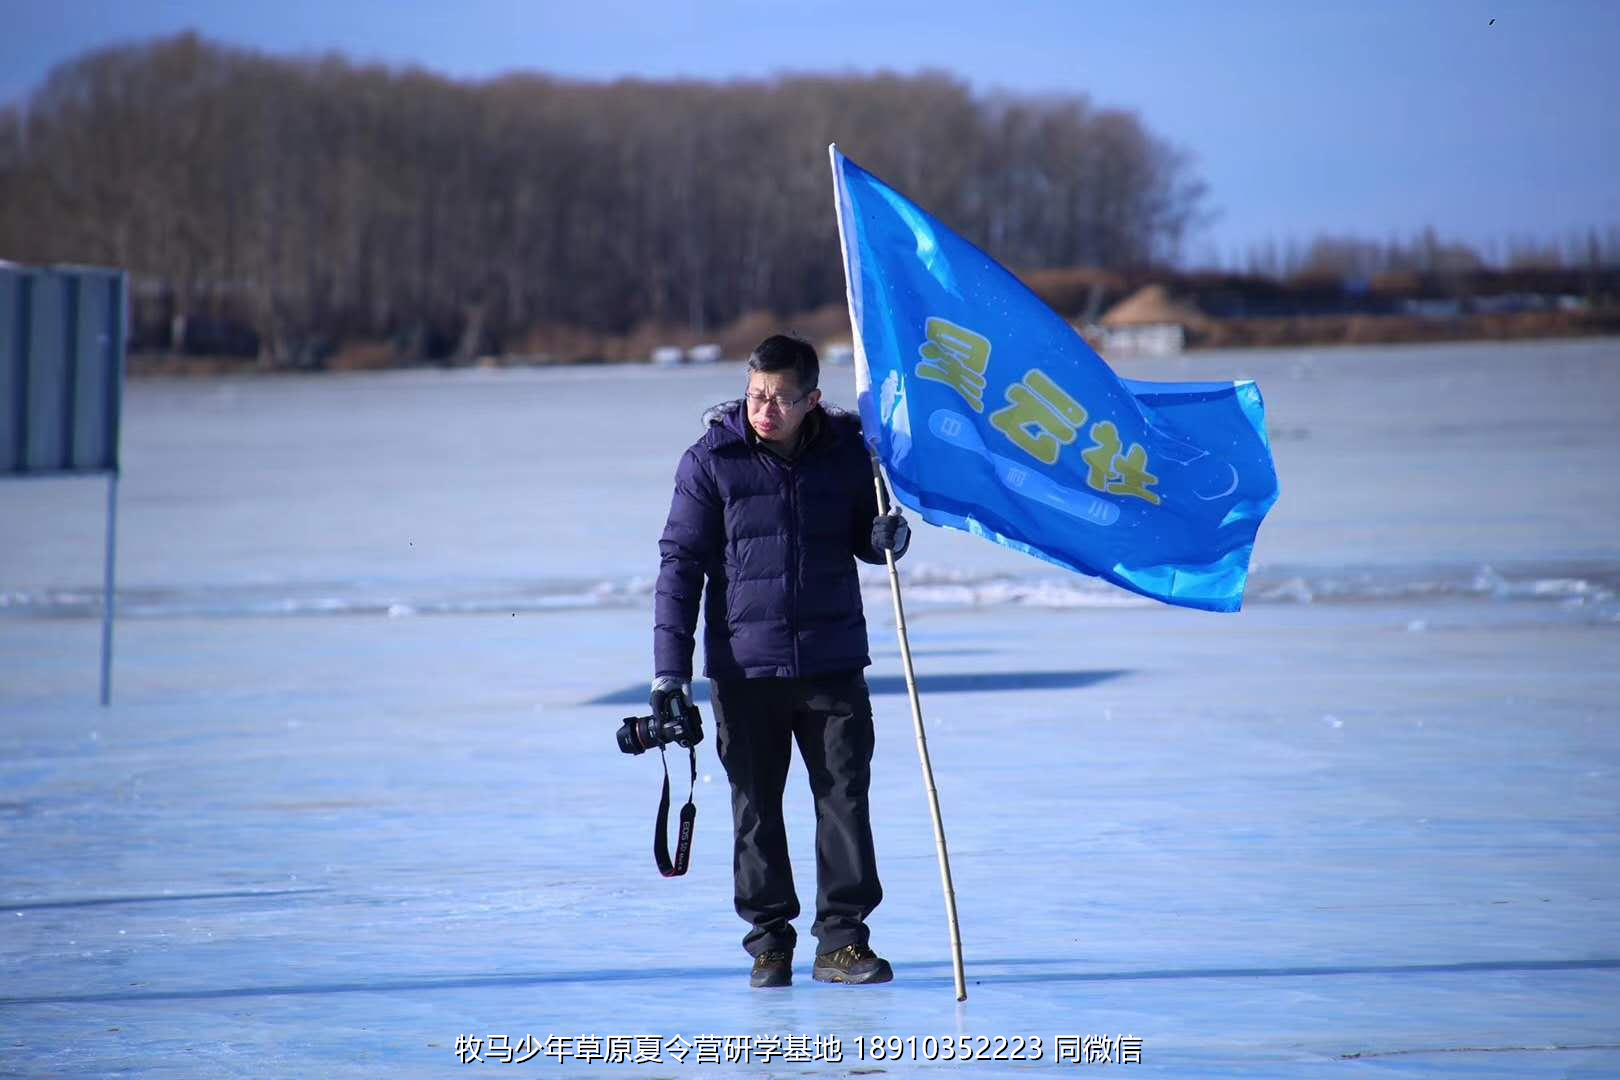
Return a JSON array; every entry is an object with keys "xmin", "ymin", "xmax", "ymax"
[{"xmin": 4, "ymin": 0, "xmax": 1617, "ymax": 264}]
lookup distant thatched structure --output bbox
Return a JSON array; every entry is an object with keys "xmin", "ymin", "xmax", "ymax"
[{"xmin": 1099, "ymin": 284, "xmax": 1209, "ymax": 330}]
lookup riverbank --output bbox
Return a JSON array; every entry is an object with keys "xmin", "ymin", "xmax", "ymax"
[{"xmin": 124, "ymin": 305, "xmax": 1620, "ymax": 376}]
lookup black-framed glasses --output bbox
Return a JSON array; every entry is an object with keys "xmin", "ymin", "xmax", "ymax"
[{"xmin": 745, "ymin": 391, "xmax": 810, "ymax": 411}]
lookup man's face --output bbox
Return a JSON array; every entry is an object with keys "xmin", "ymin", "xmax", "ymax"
[{"xmin": 745, "ymin": 369, "xmax": 820, "ymax": 447}]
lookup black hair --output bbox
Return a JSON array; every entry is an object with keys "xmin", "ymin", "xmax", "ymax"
[{"xmin": 746, "ymin": 334, "xmax": 819, "ymax": 393}]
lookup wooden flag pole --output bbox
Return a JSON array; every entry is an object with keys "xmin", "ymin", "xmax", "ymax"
[{"xmin": 873, "ymin": 466, "xmax": 967, "ymax": 1002}]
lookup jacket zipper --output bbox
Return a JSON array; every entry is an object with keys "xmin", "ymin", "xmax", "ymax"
[{"xmin": 786, "ymin": 459, "xmax": 801, "ymax": 675}]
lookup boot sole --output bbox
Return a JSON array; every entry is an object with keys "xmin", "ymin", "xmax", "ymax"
[
  {"xmin": 812, "ymin": 961, "xmax": 893, "ymax": 985},
  {"xmin": 750, "ymin": 973, "xmax": 792, "ymax": 988}
]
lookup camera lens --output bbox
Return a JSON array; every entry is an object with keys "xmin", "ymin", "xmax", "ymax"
[
  {"xmin": 616, "ymin": 716, "xmax": 653, "ymax": 755},
  {"xmin": 616, "ymin": 708, "xmax": 700, "ymax": 754}
]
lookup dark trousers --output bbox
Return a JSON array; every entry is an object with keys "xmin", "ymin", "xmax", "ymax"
[{"xmin": 709, "ymin": 670, "xmax": 883, "ymax": 957}]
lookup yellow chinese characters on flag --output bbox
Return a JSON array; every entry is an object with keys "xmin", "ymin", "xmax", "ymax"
[
  {"xmin": 914, "ymin": 317, "xmax": 990, "ymax": 412},
  {"xmin": 913, "ymin": 317, "xmax": 1160, "ymax": 505}
]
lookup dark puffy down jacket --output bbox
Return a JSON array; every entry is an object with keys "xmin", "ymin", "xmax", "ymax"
[{"xmin": 655, "ymin": 401, "xmax": 884, "ymax": 681}]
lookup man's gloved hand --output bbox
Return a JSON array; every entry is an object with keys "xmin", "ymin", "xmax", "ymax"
[
  {"xmin": 650, "ymin": 676, "xmax": 692, "ymax": 724},
  {"xmin": 870, "ymin": 512, "xmax": 911, "ymax": 560}
]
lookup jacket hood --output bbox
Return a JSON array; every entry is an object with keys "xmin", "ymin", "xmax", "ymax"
[{"xmin": 701, "ymin": 399, "xmax": 748, "ymax": 438}]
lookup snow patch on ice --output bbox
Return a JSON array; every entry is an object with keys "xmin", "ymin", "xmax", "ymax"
[{"xmin": 3, "ymin": 561, "xmax": 1616, "ymax": 621}]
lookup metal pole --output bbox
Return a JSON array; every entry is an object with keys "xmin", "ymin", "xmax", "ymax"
[
  {"xmin": 99, "ymin": 471, "xmax": 118, "ymax": 706},
  {"xmin": 873, "ymin": 468, "xmax": 967, "ymax": 1001}
]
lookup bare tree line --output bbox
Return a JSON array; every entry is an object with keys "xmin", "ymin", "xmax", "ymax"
[
  {"xmin": 0, "ymin": 34, "xmax": 1205, "ymax": 366},
  {"xmin": 1238, "ymin": 225, "xmax": 1620, "ymax": 281}
]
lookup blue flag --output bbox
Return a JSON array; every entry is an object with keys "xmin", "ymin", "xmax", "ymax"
[{"xmin": 830, "ymin": 145, "xmax": 1279, "ymax": 612}]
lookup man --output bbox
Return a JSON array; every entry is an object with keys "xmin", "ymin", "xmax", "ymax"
[{"xmin": 652, "ymin": 334, "xmax": 911, "ymax": 988}]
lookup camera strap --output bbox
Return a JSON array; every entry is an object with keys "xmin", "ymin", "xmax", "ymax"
[{"xmin": 654, "ymin": 744, "xmax": 697, "ymax": 877}]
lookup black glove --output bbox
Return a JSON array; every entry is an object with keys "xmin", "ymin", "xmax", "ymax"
[
  {"xmin": 650, "ymin": 676, "xmax": 692, "ymax": 724},
  {"xmin": 870, "ymin": 512, "xmax": 911, "ymax": 560}
]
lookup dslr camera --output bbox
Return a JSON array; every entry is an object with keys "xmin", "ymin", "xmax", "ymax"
[{"xmin": 616, "ymin": 700, "xmax": 704, "ymax": 755}]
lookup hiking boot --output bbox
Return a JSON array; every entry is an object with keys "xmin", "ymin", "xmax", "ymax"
[
  {"xmin": 812, "ymin": 943, "xmax": 893, "ymax": 985},
  {"xmin": 750, "ymin": 950, "xmax": 793, "ymax": 988}
]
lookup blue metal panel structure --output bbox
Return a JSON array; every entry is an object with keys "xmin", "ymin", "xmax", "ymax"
[
  {"xmin": 1, "ymin": 264, "xmax": 126, "ymax": 474},
  {"xmin": 1, "ymin": 262, "xmax": 128, "ymax": 704}
]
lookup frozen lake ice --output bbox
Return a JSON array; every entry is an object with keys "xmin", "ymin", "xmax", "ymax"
[{"xmin": 2, "ymin": 338, "xmax": 1618, "ymax": 1076}]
